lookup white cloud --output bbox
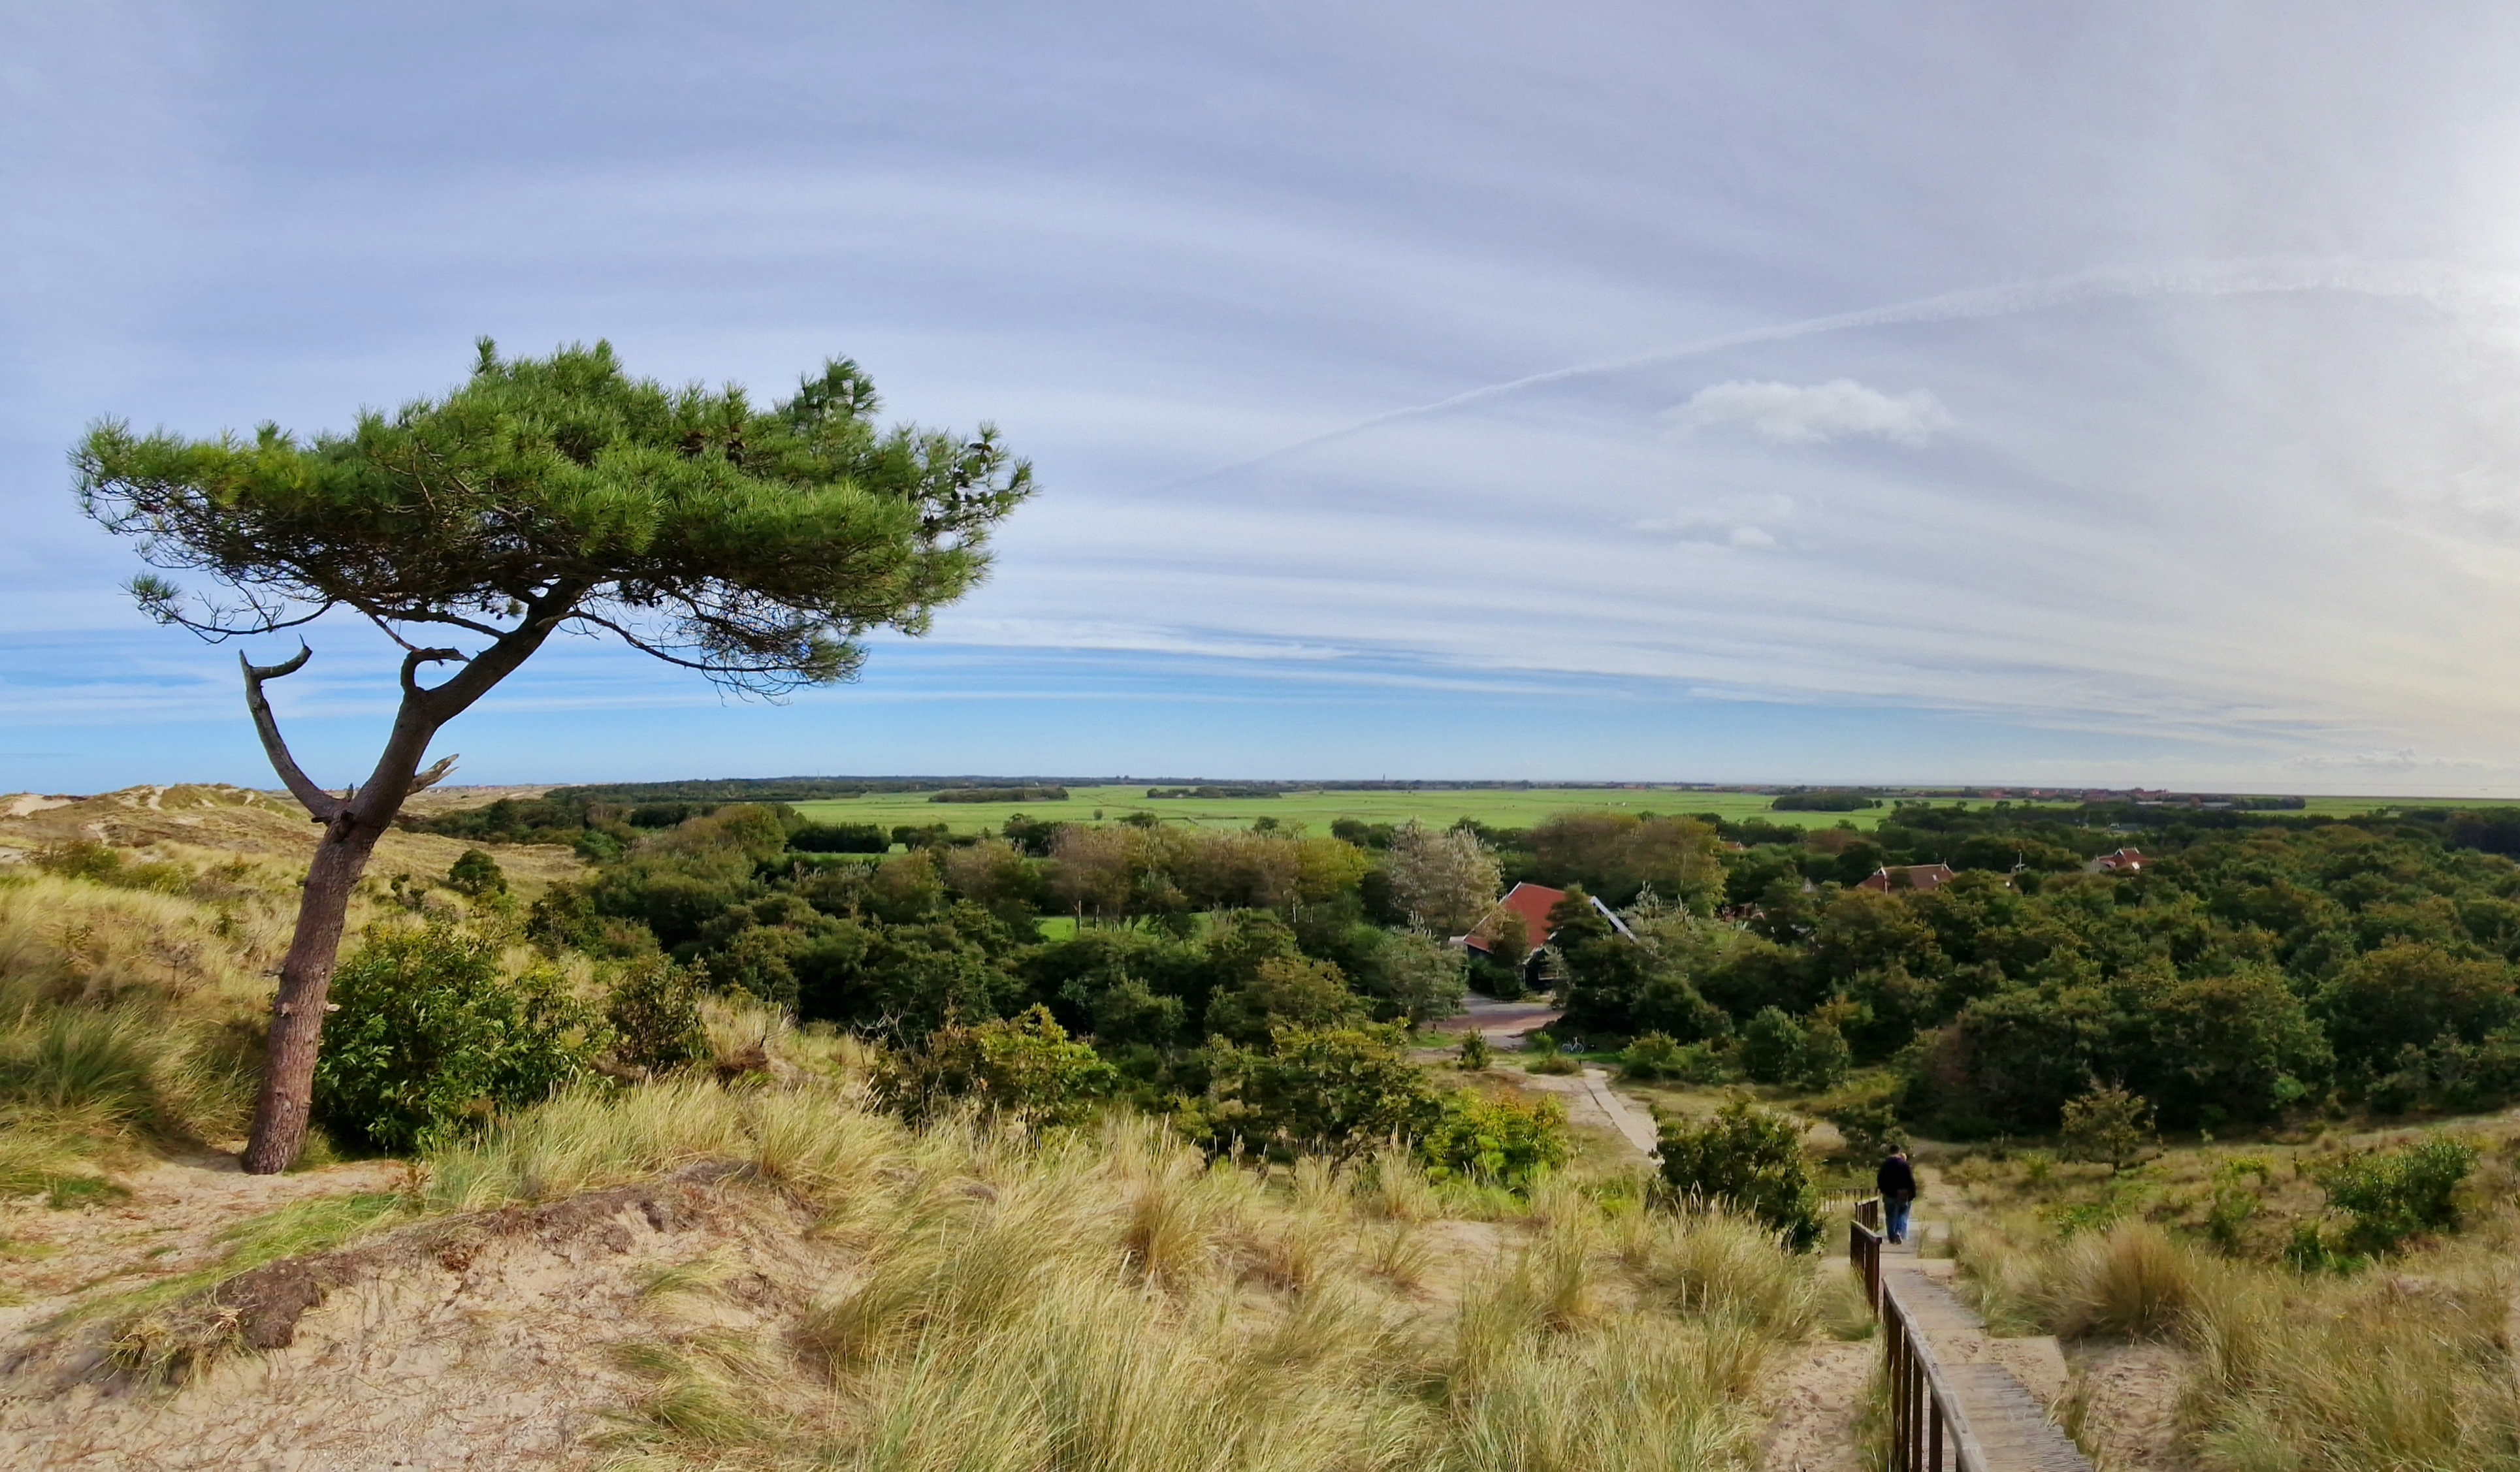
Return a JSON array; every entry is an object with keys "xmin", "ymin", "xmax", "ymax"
[{"xmin": 1664, "ymin": 379, "xmax": 1954, "ymax": 447}]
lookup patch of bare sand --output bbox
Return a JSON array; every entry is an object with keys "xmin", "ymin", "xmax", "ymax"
[
  {"xmin": 0, "ymin": 1156, "xmax": 408, "ymax": 1336},
  {"xmin": 1758, "ymin": 1339, "xmax": 1873, "ymax": 1472},
  {"xmin": 0, "ymin": 1170, "xmax": 834, "ymax": 1471},
  {"xmin": 2069, "ymin": 1341, "xmax": 2188, "ymax": 1471}
]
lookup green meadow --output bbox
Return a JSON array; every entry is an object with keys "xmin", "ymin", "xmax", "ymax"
[
  {"xmin": 783, "ymin": 785, "xmax": 2520, "ymax": 836},
  {"xmin": 792, "ymin": 784, "xmax": 1971, "ymax": 834}
]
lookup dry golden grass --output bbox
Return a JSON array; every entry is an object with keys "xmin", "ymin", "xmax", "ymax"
[
  {"xmin": 393, "ymin": 1063, "xmax": 1822, "ymax": 1472},
  {"xmin": 1941, "ymin": 1147, "xmax": 2520, "ymax": 1471}
]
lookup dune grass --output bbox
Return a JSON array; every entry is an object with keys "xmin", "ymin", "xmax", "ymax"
[
  {"xmin": 0, "ymin": 872, "xmax": 292, "ymax": 1192},
  {"xmin": 392, "ymin": 1061, "xmax": 1823, "ymax": 1472},
  {"xmin": 1950, "ymin": 1200, "xmax": 2520, "ymax": 1470}
]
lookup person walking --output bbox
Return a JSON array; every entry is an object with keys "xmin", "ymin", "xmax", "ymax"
[{"xmin": 1875, "ymin": 1145, "xmax": 1917, "ymax": 1245}]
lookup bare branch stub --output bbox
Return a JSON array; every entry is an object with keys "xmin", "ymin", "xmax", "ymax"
[{"xmin": 240, "ymin": 645, "xmax": 345, "ymax": 823}]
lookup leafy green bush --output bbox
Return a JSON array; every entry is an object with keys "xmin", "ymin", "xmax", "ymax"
[
  {"xmin": 313, "ymin": 923, "xmax": 605, "ymax": 1152},
  {"xmin": 1417, "ymin": 1089, "xmax": 1569, "ymax": 1187},
  {"xmin": 445, "ymin": 848, "xmax": 507, "ymax": 898},
  {"xmin": 605, "ymin": 956, "xmax": 709, "ymax": 1077},
  {"xmin": 1739, "ymin": 1008, "xmax": 1804, "ymax": 1085},
  {"xmin": 1621, "ymin": 1031, "xmax": 1687, "ymax": 1080},
  {"xmin": 2314, "ymin": 1136, "xmax": 2477, "ymax": 1256},
  {"xmin": 791, "ymin": 821, "xmax": 892, "ymax": 854},
  {"xmin": 1656, "ymin": 1100, "xmax": 1822, "ymax": 1251},
  {"xmin": 1192, "ymin": 1024, "xmax": 1441, "ymax": 1159},
  {"xmin": 1820, "ymin": 1092, "xmax": 1904, "ymax": 1161},
  {"xmin": 2060, "ymin": 1083, "xmax": 2157, "ymax": 1171},
  {"xmin": 1521, "ymin": 1031, "xmax": 1580, "ymax": 1075},
  {"xmin": 1457, "ymin": 1032, "xmax": 1492, "ymax": 1072},
  {"xmin": 874, "ymin": 1006, "xmax": 1116, "ymax": 1125},
  {"xmin": 1795, "ymin": 1017, "xmax": 1851, "ymax": 1091}
]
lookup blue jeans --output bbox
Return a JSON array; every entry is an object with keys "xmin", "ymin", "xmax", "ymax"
[{"xmin": 1886, "ymin": 1196, "xmax": 1912, "ymax": 1244}]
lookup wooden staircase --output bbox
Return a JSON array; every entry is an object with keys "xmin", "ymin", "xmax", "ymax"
[{"xmin": 1852, "ymin": 1203, "xmax": 2093, "ymax": 1472}]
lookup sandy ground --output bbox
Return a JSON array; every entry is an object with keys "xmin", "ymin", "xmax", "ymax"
[
  {"xmin": 2069, "ymin": 1341, "xmax": 2189, "ymax": 1471},
  {"xmin": 0, "ymin": 1156, "xmax": 409, "ymax": 1340},
  {"xmin": 1757, "ymin": 1339, "xmax": 1874, "ymax": 1472},
  {"xmin": 1427, "ymin": 995, "xmax": 1562, "ymax": 1042},
  {"xmin": 1511, "ymin": 1067, "xmax": 1662, "ymax": 1159},
  {"xmin": 1, "ymin": 1165, "xmax": 827, "ymax": 1471}
]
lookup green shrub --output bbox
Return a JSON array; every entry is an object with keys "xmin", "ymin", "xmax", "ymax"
[
  {"xmin": 1457, "ymin": 1032, "xmax": 1492, "ymax": 1072},
  {"xmin": 874, "ymin": 1006, "xmax": 1116, "ymax": 1126},
  {"xmin": 1417, "ymin": 1089, "xmax": 1570, "ymax": 1187},
  {"xmin": 445, "ymin": 848, "xmax": 508, "ymax": 898},
  {"xmin": 1193, "ymin": 1024, "xmax": 1442, "ymax": 1159},
  {"xmin": 1739, "ymin": 1007, "xmax": 1804, "ymax": 1085},
  {"xmin": 1620, "ymin": 1031, "xmax": 1685, "ymax": 1080},
  {"xmin": 605, "ymin": 956, "xmax": 709, "ymax": 1077},
  {"xmin": 312, "ymin": 923, "xmax": 606, "ymax": 1153},
  {"xmin": 1521, "ymin": 1031, "xmax": 1580, "ymax": 1076},
  {"xmin": 2314, "ymin": 1136, "xmax": 2477, "ymax": 1257},
  {"xmin": 1656, "ymin": 1100, "xmax": 1822, "ymax": 1251},
  {"xmin": 1820, "ymin": 1093, "xmax": 1904, "ymax": 1161},
  {"xmin": 2205, "ymin": 1157, "xmax": 2273, "ymax": 1253},
  {"xmin": 1795, "ymin": 1017, "xmax": 1851, "ymax": 1091},
  {"xmin": 2060, "ymin": 1083, "xmax": 2156, "ymax": 1171}
]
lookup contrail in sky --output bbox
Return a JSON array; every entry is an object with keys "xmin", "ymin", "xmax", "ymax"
[{"xmin": 1186, "ymin": 258, "xmax": 2520, "ymax": 483}]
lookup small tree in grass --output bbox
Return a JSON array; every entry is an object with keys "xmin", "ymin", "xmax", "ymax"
[
  {"xmin": 1657, "ymin": 1100, "xmax": 1823, "ymax": 1250},
  {"xmin": 2060, "ymin": 1083, "xmax": 2157, "ymax": 1171},
  {"xmin": 445, "ymin": 848, "xmax": 506, "ymax": 899},
  {"xmin": 78, "ymin": 342, "xmax": 1032, "ymax": 1170}
]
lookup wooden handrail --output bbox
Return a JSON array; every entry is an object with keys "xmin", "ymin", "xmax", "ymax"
[{"xmin": 1847, "ymin": 1195, "xmax": 2007, "ymax": 1472}]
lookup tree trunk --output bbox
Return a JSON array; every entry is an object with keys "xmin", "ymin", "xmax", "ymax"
[
  {"xmin": 238, "ymin": 816, "xmax": 389, "ymax": 1174},
  {"xmin": 234, "ymin": 606, "xmax": 571, "ymax": 1174}
]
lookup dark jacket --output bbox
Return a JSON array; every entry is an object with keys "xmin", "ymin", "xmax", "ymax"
[{"xmin": 1875, "ymin": 1155, "xmax": 1917, "ymax": 1201}]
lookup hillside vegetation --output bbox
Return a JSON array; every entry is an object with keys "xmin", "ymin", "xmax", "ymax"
[{"xmin": 16, "ymin": 783, "xmax": 2520, "ymax": 1468}]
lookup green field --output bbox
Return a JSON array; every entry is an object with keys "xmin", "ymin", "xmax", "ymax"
[
  {"xmin": 794, "ymin": 785, "xmax": 1963, "ymax": 834},
  {"xmin": 784, "ymin": 786, "xmax": 2520, "ymax": 837}
]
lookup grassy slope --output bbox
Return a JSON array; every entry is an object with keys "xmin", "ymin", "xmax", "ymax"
[{"xmin": 0, "ymin": 816, "xmax": 1835, "ymax": 1471}]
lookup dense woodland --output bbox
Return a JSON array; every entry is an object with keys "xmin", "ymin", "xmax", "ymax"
[{"xmin": 403, "ymin": 795, "xmax": 2520, "ymax": 1149}]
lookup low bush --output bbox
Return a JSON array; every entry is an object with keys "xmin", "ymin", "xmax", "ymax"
[
  {"xmin": 2060, "ymin": 1083, "xmax": 2157, "ymax": 1171},
  {"xmin": 1192, "ymin": 1023, "xmax": 1442, "ymax": 1159},
  {"xmin": 1417, "ymin": 1089, "xmax": 1570, "ymax": 1187},
  {"xmin": 605, "ymin": 956, "xmax": 709, "ymax": 1078},
  {"xmin": 872, "ymin": 1005, "xmax": 1116, "ymax": 1126},
  {"xmin": 312, "ymin": 923, "xmax": 606, "ymax": 1152},
  {"xmin": 1521, "ymin": 1031, "xmax": 1581, "ymax": 1076},
  {"xmin": 445, "ymin": 848, "xmax": 507, "ymax": 898},
  {"xmin": 789, "ymin": 822, "xmax": 891, "ymax": 854},
  {"xmin": 1820, "ymin": 1092, "xmax": 1904, "ymax": 1161},
  {"xmin": 1619, "ymin": 1031, "xmax": 1685, "ymax": 1080},
  {"xmin": 1457, "ymin": 1032, "xmax": 1491, "ymax": 1071},
  {"xmin": 1739, "ymin": 1008, "xmax": 1803, "ymax": 1085},
  {"xmin": 1656, "ymin": 1100, "xmax": 1823, "ymax": 1251},
  {"xmin": 2312, "ymin": 1136, "xmax": 2476, "ymax": 1257}
]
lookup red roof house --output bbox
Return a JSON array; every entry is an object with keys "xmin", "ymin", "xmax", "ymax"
[
  {"xmin": 2092, "ymin": 848, "xmax": 2149, "ymax": 873},
  {"xmin": 1462, "ymin": 882, "xmax": 1635, "ymax": 959},
  {"xmin": 1855, "ymin": 863, "xmax": 1958, "ymax": 894}
]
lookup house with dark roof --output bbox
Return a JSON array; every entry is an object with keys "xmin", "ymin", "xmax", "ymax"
[{"xmin": 1855, "ymin": 863, "xmax": 1958, "ymax": 894}]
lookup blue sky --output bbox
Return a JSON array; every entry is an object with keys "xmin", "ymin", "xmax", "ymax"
[{"xmin": 13, "ymin": 4, "xmax": 2520, "ymax": 794}]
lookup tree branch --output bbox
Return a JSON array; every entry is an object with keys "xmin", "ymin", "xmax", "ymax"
[
  {"xmin": 410, "ymin": 754, "xmax": 460, "ymax": 792},
  {"xmin": 240, "ymin": 646, "xmax": 346, "ymax": 822},
  {"xmin": 399, "ymin": 646, "xmax": 466, "ymax": 697}
]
